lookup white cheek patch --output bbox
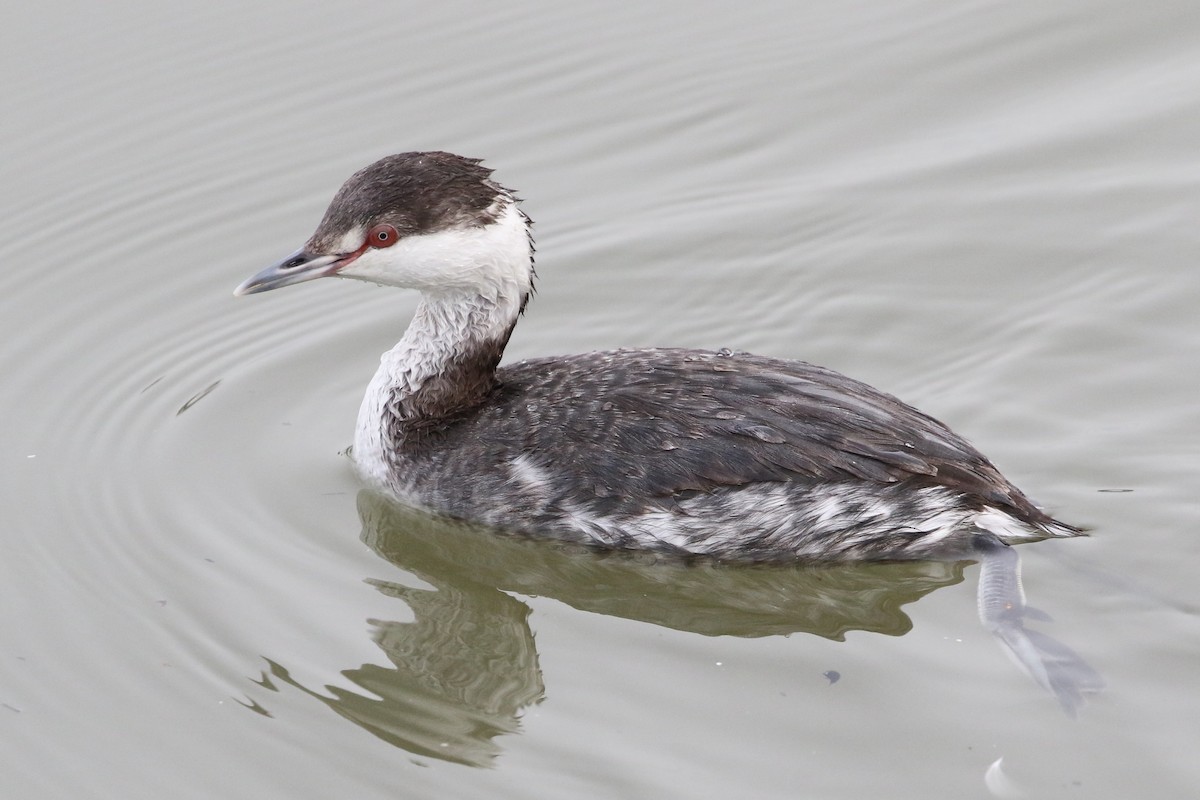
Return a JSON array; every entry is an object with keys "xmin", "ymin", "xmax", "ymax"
[{"xmin": 336, "ymin": 204, "xmax": 532, "ymax": 298}]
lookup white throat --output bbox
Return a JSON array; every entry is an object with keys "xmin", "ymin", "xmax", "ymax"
[{"xmin": 348, "ymin": 203, "xmax": 534, "ymax": 487}]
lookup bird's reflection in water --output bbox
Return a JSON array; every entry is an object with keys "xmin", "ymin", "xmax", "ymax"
[
  {"xmin": 255, "ymin": 513, "xmax": 544, "ymax": 767},
  {"xmin": 260, "ymin": 491, "xmax": 1100, "ymax": 766}
]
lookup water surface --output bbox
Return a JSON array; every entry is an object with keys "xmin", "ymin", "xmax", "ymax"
[{"xmin": 3, "ymin": 1, "xmax": 1199, "ymax": 797}]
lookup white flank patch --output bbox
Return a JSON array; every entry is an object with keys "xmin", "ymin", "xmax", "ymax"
[
  {"xmin": 508, "ymin": 454, "xmax": 550, "ymax": 493},
  {"xmin": 811, "ymin": 495, "xmax": 844, "ymax": 524},
  {"xmin": 975, "ymin": 507, "xmax": 1039, "ymax": 543}
]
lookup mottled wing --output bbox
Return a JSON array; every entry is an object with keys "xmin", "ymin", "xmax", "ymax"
[{"xmin": 489, "ymin": 348, "xmax": 1042, "ymax": 518}]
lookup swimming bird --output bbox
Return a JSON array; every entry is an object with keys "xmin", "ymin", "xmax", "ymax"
[{"xmin": 234, "ymin": 151, "xmax": 1079, "ymax": 561}]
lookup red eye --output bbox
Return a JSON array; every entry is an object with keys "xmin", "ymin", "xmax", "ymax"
[{"xmin": 366, "ymin": 224, "xmax": 398, "ymax": 248}]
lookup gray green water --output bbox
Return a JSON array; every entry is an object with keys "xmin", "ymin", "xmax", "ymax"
[{"xmin": 3, "ymin": 1, "xmax": 1199, "ymax": 797}]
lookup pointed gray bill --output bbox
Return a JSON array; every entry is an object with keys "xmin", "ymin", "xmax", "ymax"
[{"xmin": 233, "ymin": 249, "xmax": 345, "ymax": 296}]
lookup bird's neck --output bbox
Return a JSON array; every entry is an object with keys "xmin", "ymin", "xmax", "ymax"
[
  {"xmin": 353, "ymin": 282, "xmax": 528, "ymax": 486},
  {"xmin": 390, "ymin": 289, "xmax": 523, "ymax": 417},
  {"xmin": 350, "ymin": 201, "xmax": 534, "ymax": 485}
]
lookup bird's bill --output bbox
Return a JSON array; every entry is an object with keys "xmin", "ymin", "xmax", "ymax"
[{"xmin": 233, "ymin": 249, "xmax": 349, "ymax": 296}]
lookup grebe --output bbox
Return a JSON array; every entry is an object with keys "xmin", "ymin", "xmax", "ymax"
[{"xmin": 235, "ymin": 151, "xmax": 1079, "ymax": 561}]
